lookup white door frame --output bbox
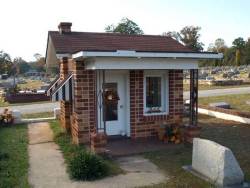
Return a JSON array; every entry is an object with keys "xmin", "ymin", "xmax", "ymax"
[{"xmin": 96, "ymin": 70, "xmax": 130, "ymax": 136}]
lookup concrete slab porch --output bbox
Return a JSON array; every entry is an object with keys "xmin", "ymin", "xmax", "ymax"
[{"xmin": 106, "ymin": 137, "xmax": 183, "ymax": 157}]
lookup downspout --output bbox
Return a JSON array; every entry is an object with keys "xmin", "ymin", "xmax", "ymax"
[
  {"xmin": 95, "ymin": 70, "xmax": 98, "ymax": 133},
  {"xmin": 102, "ymin": 70, "xmax": 106, "ymax": 134}
]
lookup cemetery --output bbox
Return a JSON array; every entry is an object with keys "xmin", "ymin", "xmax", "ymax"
[
  {"xmin": 0, "ymin": 74, "xmax": 53, "ymax": 105},
  {"xmin": 184, "ymin": 65, "xmax": 250, "ymax": 91}
]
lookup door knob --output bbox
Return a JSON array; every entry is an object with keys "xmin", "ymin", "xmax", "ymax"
[{"xmin": 120, "ymin": 105, "xmax": 123, "ymax": 109}]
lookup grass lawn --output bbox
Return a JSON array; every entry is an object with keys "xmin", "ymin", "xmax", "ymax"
[
  {"xmin": 0, "ymin": 100, "xmax": 53, "ymax": 108},
  {"xmin": 199, "ymin": 93, "xmax": 250, "ymax": 112},
  {"xmin": 183, "ymin": 83, "xmax": 250, "ymax": 91},
  {"xmin": 0, "ymin": 96, "xmax": 9, "ymax": 107},
  {"xmin": 143, "ymin": 115, "xmax": 250, "ymax": 188},
  {"xmin": 18, "ymin": 79, "xmax": 44, "ymax": 90},
  {"xmin": 0, "ymin": 124, "xmax": 29, "ymax": 188},
  {"xmin": 49, "ymin": 120, "xmax": 123, "ymax": 178},
  {"xmin": 21, "ymin": 111, "xmax": 54, "ymax": 119}
]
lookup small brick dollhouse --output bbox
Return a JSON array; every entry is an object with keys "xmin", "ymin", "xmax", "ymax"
[{"xmin": 46, "ymin": 22, "xmax": 222, "ymax": 147}]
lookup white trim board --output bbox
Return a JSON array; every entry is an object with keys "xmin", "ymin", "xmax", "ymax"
[
  {"xmin": 73, "ymin": 50, "xmax": 223, "ymax": 59},
  {"xmin": 198, "ymin": 108, "xmax": 250, "ymax": 124},
  {"xmin": 84, "ymin": 57, "xmax": 199, "ymax": 70}
]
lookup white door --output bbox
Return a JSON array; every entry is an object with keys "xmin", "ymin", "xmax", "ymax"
[{"xmin": 104, "ymin": 72, "xmax": 126, "ymax": 136}]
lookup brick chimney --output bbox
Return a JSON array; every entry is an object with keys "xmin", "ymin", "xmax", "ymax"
[{"xmin": 58, "ymin": 22, "xmax": 72, "ymax": 34}]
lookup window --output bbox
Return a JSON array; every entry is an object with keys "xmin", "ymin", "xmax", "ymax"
[
  {"xmin": 146, "ymin": 77, "xmax": 161, "ymax": 108},
  {"xmin": 103, "ymin": 83, "xmax": 118, "ymax": 121},
  {"xmin": 144, "ymin": 71, "xmax": 168, "ymax": 115}
]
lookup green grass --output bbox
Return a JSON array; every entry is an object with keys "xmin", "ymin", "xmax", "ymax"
[
  {"xmin": 199, "ymin": 93, "xmax": 250, "ymax": 112},
  {"xmin": 49, "ymin": 120, "xmax": 123, "ymax": 178},
  {"xmin": 143, "ymin": 146, "xmax": 212, "ymax": 188},
  {"xmin": 142, "ymin": 115, "xmax": 250, "ymax": 188},
  {"xmin": 18, "ymin": 79, "xmax": 44, "ymax": 90},
  {"xmin": 0, "ymin": 124, "xmax": 30, "ymax": 188},
  {"xmin": 0, "ymin": 100, "xmax": 52, "ymax": 107},
  {"xmin": 21, "ymin": 111, "xmax": 54, "ymax": 119},
  {"xmin": 199, "ymin": 115, "xmax": 250, "ymax": 181},
  {"xmin": 0, "ymin": 97, "xmax": 9, "ymax": 107}
]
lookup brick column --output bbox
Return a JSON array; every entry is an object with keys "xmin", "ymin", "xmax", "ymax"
[
  {"xmin": 130, "ymin": 70, "xmax": 144, "ymax": 139},
  {"xmin": 169, "ymin": 70, "xmax": 183, "ymax": 124},
  {"xmin": 60, "ymin": 57, "xmax": 68, "ymax": 80},
  {"xmin": 60, "ymin": 101, "xmax": 72, "ymax": 132},
  {"xmin": 59, "ymin": 57, "xmax": 72, "ymax": 132},
  {"xmin": 71, "ymin": 60, "xmax": 96, "ymax": 144}
]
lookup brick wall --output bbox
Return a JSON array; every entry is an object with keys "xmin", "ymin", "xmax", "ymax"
[
  {"xmin": 68, "ymin": 66, "xmax": 183, "ymax": 143},
  {"xmin": 60, "ymin": 100, "xmax": 72, "ymax": 131},
  {"xmin": 71, "ymin": 60, "xmax": 96, "ymax": 144},
  {"xmin": 129, "ymin": 70, "xmax": 183, "ymax": 139}
]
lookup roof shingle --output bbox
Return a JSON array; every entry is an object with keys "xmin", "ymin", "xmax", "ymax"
[{"xmin": 49, "ymin": 31, "xmax": 194, "ymax": 54}]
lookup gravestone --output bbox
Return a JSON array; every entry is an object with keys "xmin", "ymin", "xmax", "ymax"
[
  {"xmin": 190, "ymin": 138, "xmax": 244, "ymax": 187},
  {"xmin": 12, "ymin": 110, "xmax": 21, "ymax": 124},
  {"xmin": 209, "ymin": 102, "xmax": 231, "ymax": 109},
  {"xmin": 54, "ymin": 108, "xmax": 60, "ymax": 119}
]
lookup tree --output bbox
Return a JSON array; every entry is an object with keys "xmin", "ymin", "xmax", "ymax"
[
  {"xmin": 105, "ymin": 18, "xmax": 144, "ymax": 35},
  {"xmin": 163, "ymin": 31, "xmax": 180, "ymax": 41},
  {"xmin": 179, "ymin": 26, "xmax": 204, "ymax": 51},
  {"xmin": 12, "ymin": 57, "xmax": 30, "ymax": 74},
  {"xmin": 33, "ymin": 53, "xmax": 45, "ymax": 72},
  {"xmin": 0, "ymin": 51, "xmax": 12, "ymax": 75},
  {"xmin": 214, "ymin": 38, "xmax": 227, "ymax": 53},
  {"xmin": 232, "ymin": 37, "xmax": 245, "ymax": 50},
  {"xmin": 232, "ymin": 37, "xmax": 246, "ymax": 65},
  {"xmin": 164, "ymin": 26, "xmax": 204, "ymax": 51},
  {"xmin": 244, "ymin": 39, "xmax": 250, "ymax": 65}
]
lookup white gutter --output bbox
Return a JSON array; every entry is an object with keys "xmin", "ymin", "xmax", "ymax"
[
  {"xmin": 72, "ymin": 50, "xmax": 223, "ymax": 60},
  {"xmin": 56, "ymin": 53, "xmax": 72, "ymax": 59}
]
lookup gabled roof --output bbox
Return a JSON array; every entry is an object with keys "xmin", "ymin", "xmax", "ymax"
[{"xmin": 48, "ymin": 31, "xmax": 195, "ymax": 54}]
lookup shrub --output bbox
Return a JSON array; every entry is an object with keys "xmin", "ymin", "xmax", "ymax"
[{"xmin": 69, "ymin": 151, "xmax": 108, "ymax": 181}]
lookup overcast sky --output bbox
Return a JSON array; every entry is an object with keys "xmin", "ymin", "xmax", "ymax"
[{"xmin": 0, "ymin": 0, "xmax": 249, "ymax": 61}]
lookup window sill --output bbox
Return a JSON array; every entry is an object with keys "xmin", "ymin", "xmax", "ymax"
[{"xmin": 143, "ymin": 111, "xmax": 168, "ymax": 116}]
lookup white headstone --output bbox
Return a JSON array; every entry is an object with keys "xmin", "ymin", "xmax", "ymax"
[
  {"xmin": 192, "ymin": 138, "xmax": 244, "ymax": 187},
  {"xmin": 12, "ymin": 110, "xmax": 22, "ymax": 124},
  {"xmin": 54, "ymin": 108, "xmax": 60, "ymax": 119}
]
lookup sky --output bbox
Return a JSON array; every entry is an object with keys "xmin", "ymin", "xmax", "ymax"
[{"xmin": 0, "ymin": 0, "xmax": 249, "ymax": 61}]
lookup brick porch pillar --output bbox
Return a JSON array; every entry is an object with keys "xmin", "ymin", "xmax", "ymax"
[
  {"xmin": 60, "ymin": 101, "xmax": 72, "ymax": 132},
  {"xmin": 60, "ymin": 57, "xmax": 68, "ymax": 80},
  {"xmin": 59, "ymin": 57, "xmax": 72, "ymax": 132},
  {"xmin": 169, "ymin": 70, "xmax": 184, "ymax": 124},
  {"xmin": 71, "ymin": 60, "xmax": 96, "ymax": 144}
]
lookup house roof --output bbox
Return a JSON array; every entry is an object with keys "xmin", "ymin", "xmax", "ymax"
[{"xmin": 48, "ymin": 31, "xmax": 195, "ymax": 54}]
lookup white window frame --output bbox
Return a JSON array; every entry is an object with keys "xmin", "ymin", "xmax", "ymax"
[{"xmin": 143, "ymin": 70, "xmax": 169, "ymax": 116}]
